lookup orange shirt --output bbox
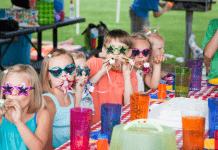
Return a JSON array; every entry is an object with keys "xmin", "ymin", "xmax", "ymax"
[{"xmin": 87, "ymin": 58, "xmax": 138, "ymax": 124}]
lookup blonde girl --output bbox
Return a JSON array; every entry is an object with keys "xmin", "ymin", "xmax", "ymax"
[
  {"xmin": 0, "ymin": 64, "xmax": 49, "ymax": 150},
  {"xmin": 40, "ymin": 49, "xmax": 83, "ymax": 149}
]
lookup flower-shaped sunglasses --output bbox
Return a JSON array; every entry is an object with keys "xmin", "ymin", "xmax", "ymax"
[
  {"xmin": 105, "ymin": 45, "xmax": 128, "ymax": 55},
  {"xmin": 132, "ymin": 49, "xmax": 151, "ymax": 57},
  {"xmin": 48, "ymin": 64, "xmax": 75, "ymax": 78}
]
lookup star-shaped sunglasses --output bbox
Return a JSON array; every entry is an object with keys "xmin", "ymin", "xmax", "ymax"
[
  {"xmin": 76, "ymin": 66, "xmax": 90, "ymax": 76},
  {"xmin": 1, "ymin": 82, "xmax": 34, "ymax": 96},
  {"xmin": 132, "ymin": 49, "xmax": 151, "ymax": 57},
  {"xmin": 105, "ymin": 45, "xmax": 128, "ymax": 55},
  {"xmin": 48, "ymin": 64, "xmax": 75, "ymax": 78}
]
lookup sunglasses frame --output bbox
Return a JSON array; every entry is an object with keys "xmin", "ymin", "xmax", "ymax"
[
  {"xmin": 48, "ymin": 64, "xmax": 75, "ymax": 78},
  {"xmin": 131, "ymin": 49, "xmax": 151, "ymax": 57},
  {"xmin": 105, "ymin": 44, "xmax": 128, "ymax": 55},
  {"xmin": 76, "ymin": 66, "xmax": 90, "ymax": 76}
]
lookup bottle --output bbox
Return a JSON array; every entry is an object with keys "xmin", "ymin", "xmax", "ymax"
[
  {"xmin": 172, "ymin": 73, "xmax": 175, "ymax": 90},
  {"xmin": 90, "ymin": 28, "xmax": 99, "ymax": 49},
  {"xmin": 158, "ymin": 80, "xmax": 166, "ymax": 99},
  {"xmin": 69, "ymin": 0, "xmax": 75, "ymax": 19},
  {"xmin": 97, "ymin": 134, "xmax": 109, "ymax": 150},
  {"xmin": 215, "ymin": 126, "xmax": 218, "ymax": 150}
]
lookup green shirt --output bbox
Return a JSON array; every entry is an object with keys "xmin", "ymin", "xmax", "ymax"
[{"xmin": 202, "ymin": 19, "xmax": 218, "ymax": 80}]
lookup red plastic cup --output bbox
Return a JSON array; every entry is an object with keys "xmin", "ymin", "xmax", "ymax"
[{"xmin": 70, "ymin": 108, "xmax": 92, "ymax": 150}]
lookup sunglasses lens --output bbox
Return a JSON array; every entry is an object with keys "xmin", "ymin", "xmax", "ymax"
[
  {"xmin": 65, "ymin": 64, "xmax": 75, "ymax": 75},
  {"xmin": 142, "ymin": 49, "xmax": 150, "ymax": 57},
  {"xmin": 132, "ymin": 50, "xmax": 140, "ymax": 57},
  {"xmin": 51, "ymin": 68, "xmax": 62, "ymax": 77}
]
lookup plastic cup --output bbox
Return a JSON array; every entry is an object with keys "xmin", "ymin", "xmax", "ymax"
[
  {"xmin": 70, "ymin": 108, "xmax": 92, "ymax": 150},
  {"xmin": 101, "ymin": 103, "xmax": 122, "ymax": 144},
  {"xmin": 175, "ymin": 67, "xmax": 191, "ymax": 97},
  {"xmin": 188, "ymin": 58, "xmax": 203, "ymax": 91},
  {"xmin": 130, "ymin": 93, "xmax": 150, "ymax": 121},
  {"xmin": 182, "ymin": 111, "xmax": 205, "ymax": 150},
  {"xmin": 208, "ymin": 98, "xmax": 218, "ymax": 138}
]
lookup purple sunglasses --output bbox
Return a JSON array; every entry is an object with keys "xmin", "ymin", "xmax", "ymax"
[
  {"xmin": 1, "ymin": 82, "xmax": 34, "ymax": 96},
  {"xmin": 132, "ymin": 49, "xmax": 151, "ymax": 57}
]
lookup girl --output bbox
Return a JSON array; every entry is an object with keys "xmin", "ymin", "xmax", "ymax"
[
  {"xmin": 70, "ymin": 51, "xmax": 95, "ymax": 115},
  {"xmin": 0, "ymin": 64, "xmax": 49, "ymax": 150},
  {"xmin": 40, "ymin": 49, "xmax": 83, "ymax": 149},
  {"xmin": 144, "ymin": 27, "xmax": 174, "ymax": 83},
  {"xmin": 131, "ymin": 32, "xmax": 167, "ymax": 91}
]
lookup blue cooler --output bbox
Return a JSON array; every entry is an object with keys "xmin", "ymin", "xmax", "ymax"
[{"xmin": 1, "ymin": 34, "xmax": 31, "ymax": 66}]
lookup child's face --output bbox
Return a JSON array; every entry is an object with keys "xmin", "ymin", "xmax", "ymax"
[
  {"xmin": 151, "ymin": 39, "xmax": 165, "ymax": 57},
  {"xmin": 48, "ymin": 54, "xmax": 76, "ymax": 90},
  {"xmin": 3, "ymin": 72, "xmax": 32, "ymax": 109},
  {"xmin": 132, "ymin": 39, "xmax": 150, "ymax": 69},
  {"xmin": 103, "ymin": 39, "xmax": 131, "ymax": 65},
  {"xmin": 74, "ymin": 58, "xmax": 89, "ymax": 83}
]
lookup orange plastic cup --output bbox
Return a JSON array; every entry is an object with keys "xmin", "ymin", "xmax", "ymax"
[
  {"xmin": 182, "ymin": 116, "xmax": 205, "ymax": 150},
  {"xmin": 130, "ymin": 93, "xmax": 150, "ymax": 121}
]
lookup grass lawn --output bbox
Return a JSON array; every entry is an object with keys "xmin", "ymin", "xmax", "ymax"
[{"xmin": 31, "ymin": 0, "xmax": 218, "ymax": 65}]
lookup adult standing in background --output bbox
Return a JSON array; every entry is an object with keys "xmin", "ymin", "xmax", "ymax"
[{"xmin": 129, "ymin": 0, "xmax": 173, "ymax": 34}]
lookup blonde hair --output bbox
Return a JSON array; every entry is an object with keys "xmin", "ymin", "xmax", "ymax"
[
  {"xmin": 103, "ymin": 29, "xmax": 132, "ymax": 48},
  {"xmin": 0, "ymin": 64, "xmax": 46, "ymax": 113},
  {"xmin": 40, "ymin": 49, "xmax": 75, "ymax": 93},
  {"xmin": 143, "ymin": 26, "xmax": 165, "ymax": 47},
  {"xmin": 70, "ymin": 51, "xmax": 86, "ymax": 59}
]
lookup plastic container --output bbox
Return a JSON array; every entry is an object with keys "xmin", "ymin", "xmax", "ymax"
[
  {"xmin": 69, "ymin": 0, "xmax": 75, "ymax": 19},
  {"xmin": 158, "ymin": 80, "xmax": 166, "ymax": 99},
  {"xmin": 208, "ymin": 98, "xmax": 218, "ymax": 138},
  {"xmin": 97, "ymin": 134, "xmax": 109, "ymax": 150},
  {"xmin": 172, "ymin": 73, "xmax": 175, "ymax": 90},
  {"xmin": 1, "ymin": 34, "xmax": 31, "ymax": 66}
]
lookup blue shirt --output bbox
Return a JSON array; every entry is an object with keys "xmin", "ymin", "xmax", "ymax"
[
  {"xmin": 130, "ymin": 0, "xmax": 159, "ymax": 19},
  {"xmin": 43, "ymin": 92, "xmax": 74, "ymax": 148},
  {"xmin": 0, "ymin": 113, "xmax": 37, "ymax": 150}
]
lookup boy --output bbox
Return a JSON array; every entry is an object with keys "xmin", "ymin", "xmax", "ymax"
[{"xmin": 87, "ymin": 29, "xmax": 138, "ymax": 124}]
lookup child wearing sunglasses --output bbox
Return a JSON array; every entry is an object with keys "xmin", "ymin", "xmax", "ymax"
[
  {"xmin": 131, "ymin": 32, "xmax": 167, "ymax": 91},
  {"xmin": 70, "ymin": 51, "xmax": 95, "ymax": 115},
  {"xmin": 87, "ymin": 29, "xmax": 138, "ymax": 124},
  {"xmin": 0, "ymin": 64, "xmax": 49, "ymax": 150},
  {"xmin": 40, "ymin": 49, "xmax": 83, "ymax": 149},
  {"xmin": 144, "ymin": 27, "xmax": 174, "ymax": 84}
]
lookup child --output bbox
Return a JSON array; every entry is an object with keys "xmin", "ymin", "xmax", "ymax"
[
  {"xmin": 87, "ymin": 29, "xmax": 138, "ymax": 124},
  {"xmin": 70, "ymin": 51, "xmax": 95, "ymax": 115},
  {"xmin": 0, "ymin": 64, "xmax": 49, "ymax": 150},
  {"xmin": 131, "ymin": 32, "xmax": 167, "ymax": 92},
  {"xmin": 202, "ymin": 18, "xmax": 218, "ymax": 80},
  {"xmin": 40, "ymin": 49, "xmax": 83, "ymax": 149},
  {"xmin": 144, "ymin": 27, "xmax": 174, "ymax": 83}
]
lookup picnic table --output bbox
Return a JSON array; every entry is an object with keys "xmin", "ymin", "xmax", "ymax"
[{"xmin": 56, "ymin": 79, "xmax": 218, "ymax": 150}]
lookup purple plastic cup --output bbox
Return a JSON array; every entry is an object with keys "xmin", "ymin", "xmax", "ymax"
[
  {"xmin": 101, "ymin": 103, "xmax": 122, "ymax": 144},
  {"xmin": 70, "ymin": 108, "xmax": 92, "ymax": 150},
  {"xmin": 208, "ymin": 98, "xmax": 218, "ymax": 138},
  {"xmin": 188, "ymin": 58, "xmax": 204, "ymax": 91}
]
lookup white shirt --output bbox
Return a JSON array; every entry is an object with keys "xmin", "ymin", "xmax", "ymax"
[{"xmin": 136, "ymin": 69, "xmax": 145, "ymax": 92}]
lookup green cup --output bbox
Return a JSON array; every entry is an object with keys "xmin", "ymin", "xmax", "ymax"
[{"xmin": 175, "ymin": 67, "xmax": 192, "ymax": 97}]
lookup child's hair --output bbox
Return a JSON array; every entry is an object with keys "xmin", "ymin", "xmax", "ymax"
[
  {"xmin": 40, "ymin": 49, "xmax": 75, "ymax": 93},
  {"xmin": 103, "ymin": 29, "xmax": 132, "ymax": 48},
  {"xmin": 70, "ymin": 51, "xmax": 86, "ymax": 59},
  {"xmin": 131, "ymin": 32, "xmax": 151, "ymax": 49},
  {"xmin": 0, "ymin": 64, "xmax": 46, "ymax": 113},
  {"xmin": 143, "ymin": 26, "xmax": 165, "ymax": 47}
]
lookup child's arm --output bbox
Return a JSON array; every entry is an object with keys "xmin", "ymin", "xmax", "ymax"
[
  {"xmin": 145, "ymin": 56, "xmax": 167, "ymax": 89},
  {"xmin": 204, "ymin": 29, "xmax": 218, "ymax": 59},
  {"xmin": 122, "ymin": 61, "xmax": 134, "ymax": 105},
  {"xmin": 44, "ymin": 97, "xmax": 56, "ymax": 150},
  {"xmin": 89, "ymin": 58, "xmax": 113, "ymax": 84},
  {"xmin": 74, "ymin": 79, "xmax": 85, "ymax": 107},
  {"xmin": 153, "ymin": 4, "xmax": 172, "ymax": 18},
  {"xmin": 10, "ymin": 100, "xmax": 50, "ymax": 150}
]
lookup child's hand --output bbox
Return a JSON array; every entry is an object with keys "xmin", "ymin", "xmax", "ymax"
[
  {"xmin": 76, "ymin": 78, "xmax": 86, "ymax": 93},
  {"xmin": 10, "ymin": 100, "xmax": 22, "ymax": 125},
  {"xmin": 153, "ymin": 55, "xmax": 167, "ymax": 64},
  {"xmin": 164, "ymin": 3, "xmax": 173, "ymax": 11},
  {"xmin": 100, "ymin": 58, "xmax": 114, "ymax": 74},
  {"xmin": 0, "ymin": 105, "xmax": 9, "ymax": 119},
  {"xmin": 122, "ymin": 58, "xmax": 134, "ymax": 77}
]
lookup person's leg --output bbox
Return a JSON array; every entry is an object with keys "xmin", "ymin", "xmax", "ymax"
[{"xmin": 129, "ymin": 7, "xmax": 149, "ymax": 34}]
